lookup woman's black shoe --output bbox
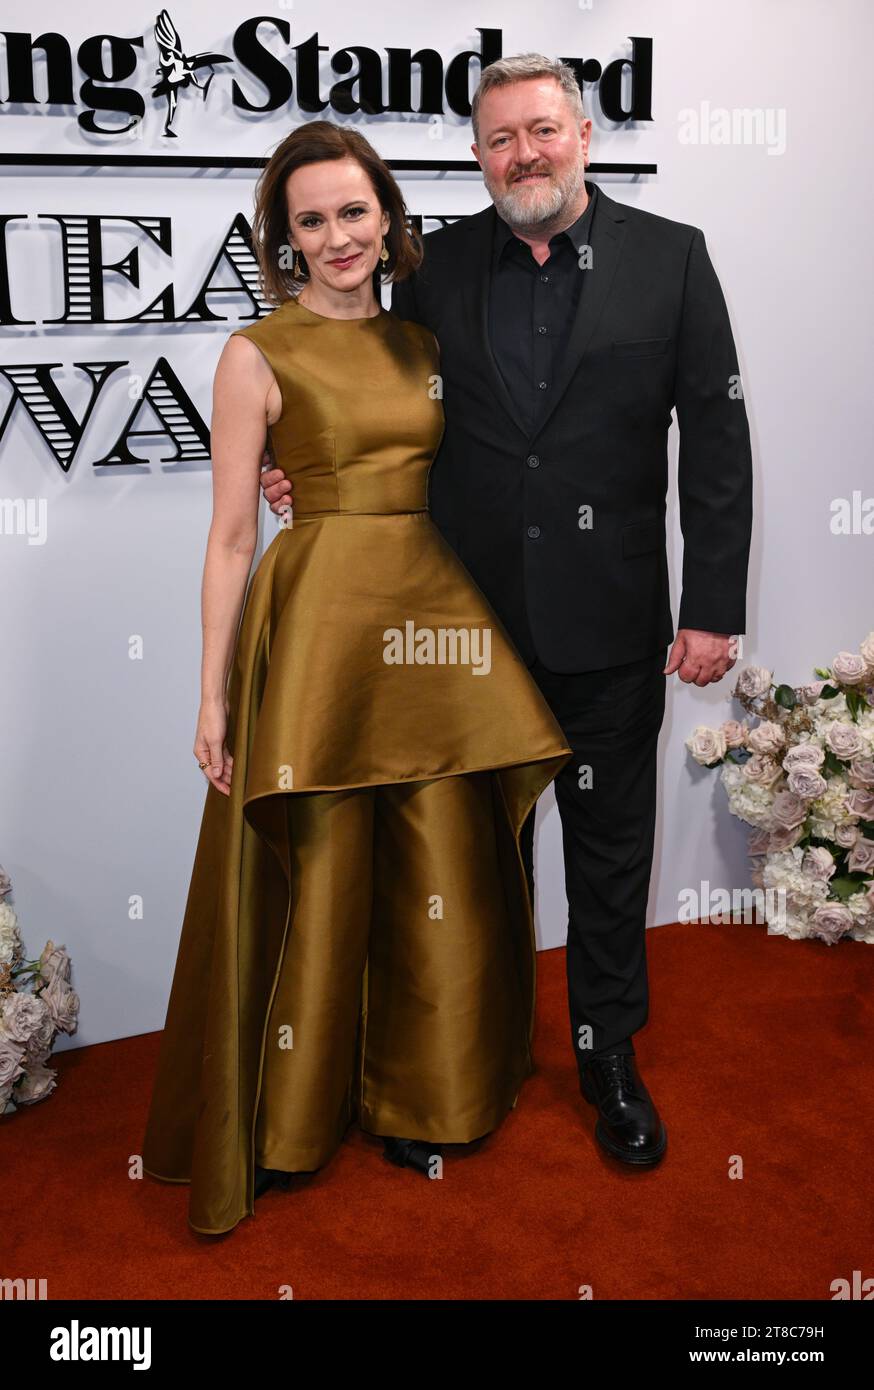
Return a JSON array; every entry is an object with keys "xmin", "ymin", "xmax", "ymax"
[
  {"xmin": 381, "ymin": 1136, "xmax": 442, "ymax": 1176},
  {"xmin": 254, "ymin": 1164, "xmax": 291, "ymax": 1198}
]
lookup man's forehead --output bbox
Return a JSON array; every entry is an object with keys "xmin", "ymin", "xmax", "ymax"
[{"xmin": 479, "ymin": 78, "xmax": 565, "ymax": 122}]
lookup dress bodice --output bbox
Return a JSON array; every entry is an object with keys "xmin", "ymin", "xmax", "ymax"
[{"xmin": 230, "ymin": 297, "xmax": 445, "ymax": 518}]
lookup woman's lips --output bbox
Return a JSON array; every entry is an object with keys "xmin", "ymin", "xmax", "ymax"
[{"xmin": 328, "ymin": 252, "xmax": 361, "ymax": 267}]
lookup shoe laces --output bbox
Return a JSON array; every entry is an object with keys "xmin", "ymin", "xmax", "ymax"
[{"xmin": 593, "ymin": 1054, "xmax": 635, "ymax": 1088}]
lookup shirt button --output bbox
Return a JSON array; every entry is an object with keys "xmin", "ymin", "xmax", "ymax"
[
  {"xmin": 527, "ymin": 525, "xmax": 541, "ymax": 539},
  {"xmin": 538, "ymin": 381, "xmax": 547, "ymax": 390},
  {"xmin": 540, "ymin": 274, "xmax": 549, "ymax": 283},
  {"xmin": 526, "ymin": 454, "xmax": 540, "ymax": 468},
  {"xmin": 538, "ymin": 325, "xmax": 547, "ymax": 334}
]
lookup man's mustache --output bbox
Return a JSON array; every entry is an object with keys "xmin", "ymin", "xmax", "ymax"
[{"xmin": 508, "ymin": 165, "xmax": 553, "ymax": 183}]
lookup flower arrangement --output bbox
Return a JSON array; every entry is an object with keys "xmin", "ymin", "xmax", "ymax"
[
  {"xmin": 0, "ymin": 864, "xmax": 79, "ymax": 1113},
  {"xmin": 685, "ymin": 633, "xmax": 874, "ymax": 944}
]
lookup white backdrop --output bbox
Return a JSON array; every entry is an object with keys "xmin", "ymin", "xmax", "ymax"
[{"xmin": 2, "ymin": 0, "xmax": 872, "ymax": 1049}]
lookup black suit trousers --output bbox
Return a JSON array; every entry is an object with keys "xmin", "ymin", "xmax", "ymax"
[{"xmin": 519, "ymin": 646, "xmax": 669, "ymax": 1074}]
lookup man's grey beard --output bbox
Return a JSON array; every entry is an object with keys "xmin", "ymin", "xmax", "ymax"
[{"xmin": 485, "ymin": 158, "xmax": 588, "ymax": 234}]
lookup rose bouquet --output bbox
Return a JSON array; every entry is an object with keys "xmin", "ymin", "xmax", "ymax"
[
  {"xmin": 685, "ymin": 633, "xmax": 874, "ymax": 944},
  {"xmin": 0, "ymin": 864, "xmax": 79, "ymax": 1113}
]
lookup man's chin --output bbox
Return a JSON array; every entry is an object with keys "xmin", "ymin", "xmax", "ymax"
[{"xmin": 495, "ymin": 185, "xmax": 562, "ymax": 229}]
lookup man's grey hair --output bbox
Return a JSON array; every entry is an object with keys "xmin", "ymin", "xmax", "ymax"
[{"xmin": 471, "ymin": 53, "xmax": 586, "ymax": 146}]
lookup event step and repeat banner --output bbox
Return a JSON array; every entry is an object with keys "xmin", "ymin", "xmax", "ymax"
[{"xmin": 2, "ymin": 2, "xmax": 870, "ymax": 1046}]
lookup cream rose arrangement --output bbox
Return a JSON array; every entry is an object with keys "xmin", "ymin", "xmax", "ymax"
[
  {"xmin": 684, "ymin": 632, "xmax": 874, "ymax": 945},
  {"xmin": 0, "ymin": 865, "xmax": 79, "ymax": 1114}
]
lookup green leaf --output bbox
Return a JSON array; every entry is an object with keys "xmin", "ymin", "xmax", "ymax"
[
  {"xmin": 818, "ymin": 684, "xmax": 840, "ymax": 699},
  {"xmin": 829, "ymin": 874, "xmax": 868, "ymax": 902},
  {"xmin": 774, "ymin": 684, "xmax": 797, "ymax": 710},
  {"xmin": 846, "ymin": 688, "xmax": 863, "ymax": 721}
]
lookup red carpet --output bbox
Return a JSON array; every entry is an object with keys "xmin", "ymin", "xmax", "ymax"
[{"xmin": 3, "ymin": 921, "xmax": 872, "ymax": 1300}]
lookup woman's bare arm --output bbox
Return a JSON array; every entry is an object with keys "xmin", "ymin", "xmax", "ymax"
[{"xmin": 195, "ymin": 336, "xmax": 278, "ymax": 787}]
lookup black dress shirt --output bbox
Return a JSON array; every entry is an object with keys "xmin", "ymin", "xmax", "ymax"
[{"xmin": 488, "ymin": 181, "xmax": 599, "ymax": 436}]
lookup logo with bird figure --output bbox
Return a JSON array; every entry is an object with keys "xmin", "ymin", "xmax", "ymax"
[{"xmin": 151, "ymin": 9, "xmax": 232, "ymax": 137}]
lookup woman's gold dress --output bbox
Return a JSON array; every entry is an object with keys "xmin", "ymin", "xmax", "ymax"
[{"xmin": 142, "ymin": 296, "xmax": 571, "ymax": 1234}]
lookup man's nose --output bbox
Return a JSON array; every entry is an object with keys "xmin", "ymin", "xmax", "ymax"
[{"xmin": 515, "ymin": 133, "xmax": 537, "ymax": 166}]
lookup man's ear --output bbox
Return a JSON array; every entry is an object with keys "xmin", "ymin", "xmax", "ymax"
[{"xmin": 471, "ymin": 142, "xmax": 483, "ymax": 171}]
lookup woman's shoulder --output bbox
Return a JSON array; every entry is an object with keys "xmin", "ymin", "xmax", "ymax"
[{"xmin": 229, "ymin": 301, "xmax": 291, "ymax": 344}]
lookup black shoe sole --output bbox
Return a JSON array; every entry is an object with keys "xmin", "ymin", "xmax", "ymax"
[{"xmin": 593, "ymin": 1117, "xmax": 667, "ymax": 1166}]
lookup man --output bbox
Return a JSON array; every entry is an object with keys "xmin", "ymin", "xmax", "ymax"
[{"xmin": 259, "ymin": 54, "xmax": 753, "ymax": 1167}]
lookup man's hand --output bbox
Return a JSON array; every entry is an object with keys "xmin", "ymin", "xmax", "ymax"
[
  {"xmin": 664, "ymin": 629, "xmax": 737, "ymax": 685},
  {"xmin": 259, "ymin": 449, "xmax": 293, "ymax": 515}
]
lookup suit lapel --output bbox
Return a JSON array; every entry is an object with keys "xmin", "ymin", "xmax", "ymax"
[
  {"xmin": 460, "ymin": 183, "xmax": 629, "ymax": 442},
  {"xmin": 461, "ymin": 203, "xmax": 530, "ymax": 439}
]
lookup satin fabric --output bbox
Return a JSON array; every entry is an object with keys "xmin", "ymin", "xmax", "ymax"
[{"xmin": 142, "ymin": 297, "xmax": 571, "ymax": 1234}]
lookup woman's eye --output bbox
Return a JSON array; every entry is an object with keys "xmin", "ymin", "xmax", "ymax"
[
  {"xmin": 345, "ymin": 206, "xmax": 366, "ymax": 218},
  {"xmin": 301, "ymin": 217, "xmax": 319, "ymax": 229}
]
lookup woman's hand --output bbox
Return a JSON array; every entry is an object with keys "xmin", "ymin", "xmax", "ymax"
[
  {"xmin": 259, "ymin": 449, "xmax": 294, "ymax": 516},
  {"xmin": 194, "ymin": 697, "xmax": 234, "ymax": 795}
]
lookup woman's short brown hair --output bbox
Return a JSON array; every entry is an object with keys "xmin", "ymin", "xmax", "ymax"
[{"xmin": 250, "ymin": 120, "xmax": 423, "ymax": 307}]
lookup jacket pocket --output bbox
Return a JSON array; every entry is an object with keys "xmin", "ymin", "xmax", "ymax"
[
  {"xmin": 622, "ymin": 518, "xmax": 663, "ymax": 558},
  {"xmin": 612, "ymin": 336, "xmax": 670, "ymax": 357}
]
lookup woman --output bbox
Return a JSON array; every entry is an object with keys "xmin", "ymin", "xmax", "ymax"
[{"xmin": 141, "ymin": 121, "xmax": 570, "ymax": 1236}]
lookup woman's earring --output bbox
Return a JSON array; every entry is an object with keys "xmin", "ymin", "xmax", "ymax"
[
  {"xmin": 293, "ymin": 249, "xmax": 303, "ymax": 277},
  {"xmin": 378, "ymin": 238, "xmax": 390, "ymax": 264}
]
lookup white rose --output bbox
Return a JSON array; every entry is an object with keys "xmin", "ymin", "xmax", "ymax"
[
  {"xmin": 13, "ymin": 1061, "xmax": 57, "ymax": 1105},
  {"xmin": 786, "ymin": 767, "xmax": 828, "ymax": 800},
  {"xmin": 802, "ymin": 846, "xmax": 836, "ymax": 880},
  {"xmin": 769, "ymin": 823, "xmax": 805, "ymax": 851},
  {"xmin": 742, "ymin": 754, "xmax": 783, "ymax": 789},
  {"xmin": 771, "ymin": 789, "xmax": 808, "ymax": 830},
  {"xmin": 848, "ymin": 756, "xmax": 874, "ymax": 788},
  {"xmin": 735, "ymin": 666, "xmax": 772, "ymax": 700},
  {"xmin": 831, "ymin": 652, "xmax": 867, "ymax": 686},
  {"xmin": 783, "ymin": 742, "xmax": 825, "ymax": 770},
  {"xmin": 748, "ymin": 720, "xmax": 786, "ymax": 756},
  {"xmin": 834, "ymin": 822, "xmax": 860, "ymax": 849},
  {"xmin": 721, "ymin": 720, "xmax": 748, "ymax": 749},
  {"xmin": 0, "ymin": 902, "xmax": 22, "ymax": 969},
  {"xmin": 859, "ymin": 632, "xmax": 874, "ymax": 673},
  {"xmin": 0, "ymin": 993, "xmax": 50, "ymax": 1045},
  {"xmin": 0, "ymin": 1032, "xmax": 26, "ymax": 1087},
  {"xmin": 747, "ymin": 827, "xmax": 771, "ymax": 855},
  {"xmin": 847, "ymin": 837, "xmax": 874, "ymax": 875},
  {"xmin": 825, "ymin": 722, "xmax": 865, "ymax": 760},
  {"xmin": 686, "ymin": 726, "xmax": 726, "ymax": 766},
  {"xmin": 845, "ymin": 789, "xmax": 874, "ymax": 820},
  {"xmin": 810, "ymin": 903, "xmax": 854, "ymax": 944}
]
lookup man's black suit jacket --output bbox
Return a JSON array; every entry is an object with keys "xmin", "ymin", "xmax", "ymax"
[{"xmin": 390, "ymin": 182, "xmax": 753, "ymax": 674}]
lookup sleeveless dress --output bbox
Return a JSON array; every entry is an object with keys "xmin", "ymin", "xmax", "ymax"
[{"xmin": 142, "ymin": 296, "xmax": 571, "ymax": 1235}]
